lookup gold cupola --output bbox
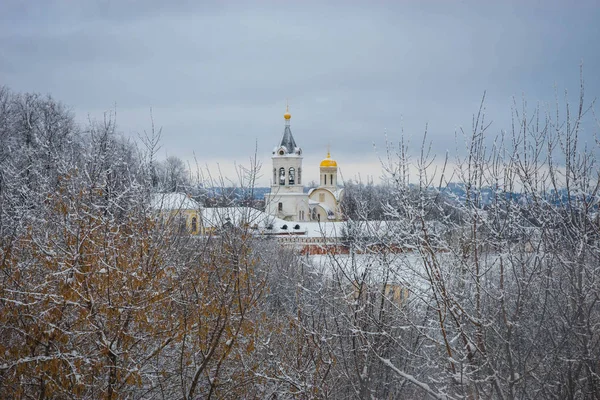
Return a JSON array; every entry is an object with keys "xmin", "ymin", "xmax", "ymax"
[{"xmin": 320, "ymin": 151, "xmax": 338, "ymax": 167}]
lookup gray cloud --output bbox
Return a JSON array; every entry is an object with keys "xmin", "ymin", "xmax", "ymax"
[{"xmin": 2, "ymin": 0, "xmax": 599, "ymax": 185}]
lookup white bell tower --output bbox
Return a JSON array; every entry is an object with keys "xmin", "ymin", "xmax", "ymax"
[{"xmin": 265, "ymin": 104, "xmax": 309, "ymax": 221}]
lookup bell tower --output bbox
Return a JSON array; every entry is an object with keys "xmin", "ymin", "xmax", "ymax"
[
  {"xmin": 265, "ymin": 104, "xmax": 309, "ymax": 221},
  {"xmin": 270, "ymin": 104, "xmax": 303, "ymax": 191}
]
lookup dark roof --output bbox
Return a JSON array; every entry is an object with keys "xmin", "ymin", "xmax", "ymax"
[{"xmin": 279, "ymin": 126, "xmax": 297, "ymax": 154}]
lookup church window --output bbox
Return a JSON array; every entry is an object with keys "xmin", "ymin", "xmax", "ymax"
[
  {"xmin": 278, "ymin": 202, "xmax": 283, "ymax": 211},
  {"xmin": 289, "ymin": 167, "xmax": 295, "ymax": 185},
  {"xmin": 273, "ymin": 168, "xmax": 276, "ymax": 184},
  {"xmin": 324, "ymin": 175, "xmax": 327, "ymax": 185},
  {"xmin": 279, "ymin": 168, "xmax": 285, "ymax": 185},
  {"xmin": 191, "ymin": 217, "xmax": 197, "ymax": 233},
  {"xmin": 298, "ymin": 168, "xmax": 302, "ymax": 184},
  {"xmin": 330, "ymin": 174, "xmax": 333, "ymax": 185},
  {"xmin": 319, "ymin": 193, "xmax": 325, "ymax": 202}
]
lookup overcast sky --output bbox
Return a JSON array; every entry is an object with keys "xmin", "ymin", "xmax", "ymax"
[{"xmin": 2, "ymin": 0, "xmax": 599, "ymax": 185}]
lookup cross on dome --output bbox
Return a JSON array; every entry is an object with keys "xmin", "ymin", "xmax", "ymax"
[{"xmin": 320, "ymin": 147, "xmax": 338, "ymax": 167}]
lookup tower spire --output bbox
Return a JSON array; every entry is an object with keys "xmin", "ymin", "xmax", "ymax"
[
  {"xmin": 284, "ymin": 99, "xmax": 291, "ymax": 126},
  {"xmin": 276, "ymin": 101, "xmax": 299, "ymax": 155}
]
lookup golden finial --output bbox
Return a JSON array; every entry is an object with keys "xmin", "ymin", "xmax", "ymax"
[
  {"xmin": 284, "ymin": 99, "xmax": 291, "ymax": 120},
  {"xmin": 327, "ymin": 143, "xmax": 331, "ymax": 158}
]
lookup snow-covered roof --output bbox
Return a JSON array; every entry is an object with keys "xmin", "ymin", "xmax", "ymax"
[
  {"xmin": 273, "ymin": 125, "xmax": 301, "ymax": 156},
  {"xmin": 275, "ymin": 219, "xmax": 423, "ymax": 239},
  {"xmin": 151, "ymin": 193, "xmax": 200, "ymax": 211},
  {"xmin": 280, "ymin": 125, "xmax": 297, "ymax": 154},
  {"xmin": 202, "ymin": 207, "xmax": 279, "ymax": 228},
  {"xmin": 200, "ymin": 206, "xmax": 420, "ymax": 241},
  {"xmin": 300, "ymin": 221, "xmax": 345, "ymax": 237},
  {"xmin": 201, "ymin": 207, "xmax": 346, "ymax": 237}
]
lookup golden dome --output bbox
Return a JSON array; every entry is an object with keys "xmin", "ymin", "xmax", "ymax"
[
  {"xmin": 320, "ymin": 151, "xmax": 338, "ymax": 167},
  {"xmin": 284, "ymin": 111, "xmax": 291, "ymax": 120}
]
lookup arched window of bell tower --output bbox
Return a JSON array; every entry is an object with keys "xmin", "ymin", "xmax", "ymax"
[
  {"xmin": 289, "ymin": 167, "xmax": 295, "ymax": 185},
  {"xmin": 279, "ymin": 168, "xmax": 285, "ymax": 185}
]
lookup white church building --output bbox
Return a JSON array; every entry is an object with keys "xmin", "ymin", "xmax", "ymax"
[{"xmin": 265, "ymin": 107, "xmax": 344, "ymax": 222}]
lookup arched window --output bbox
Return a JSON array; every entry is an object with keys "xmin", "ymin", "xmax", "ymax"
[
  {"xmin": 298, "ymin": 168, "xmax": 302, "ymax": 184},
  {"xmin": 191, "ymin": 217, "xmax": 197, "ymax": 233},
  {"xmin": 330, "ymin": 174, "xmax": 333, "ymax": 186},
  {"xmin": 279, "ymin": 167, "xmax": 285, "ymax": 185},
  {"xmin": 278, "ymin": 202, "xmax": 283, "ymax": 211},
  {"xmin": 324, "ymin": 175, "xmax": 327, "ymax": 185},
  {"xmin": 289, "ymin": 167, "xmax": 295, "ymax": 185},
  {"xmin": 273, "ymin": 168, "xmax": 276, "ymax": 184}
]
